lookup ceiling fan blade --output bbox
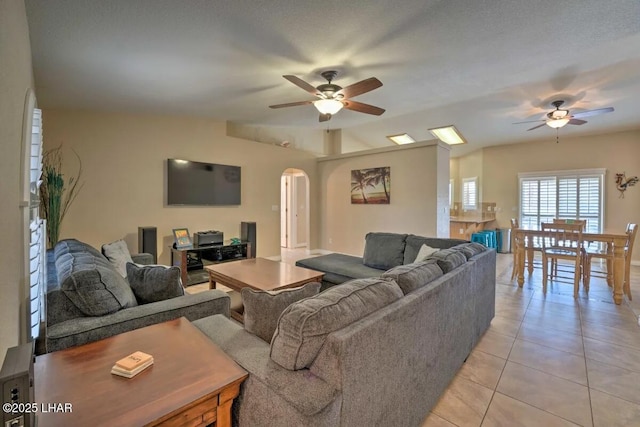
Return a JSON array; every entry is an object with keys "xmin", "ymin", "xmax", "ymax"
[
  {"xmin": 319, "ymin": 113, "xmax": 332, "ymax": 122},
  {"xmin": 336, "ymin": 77, "xmax": 383, "ymax": 98},
  {"xmin": 527, "ymin": 123, "xmax": 547, "ymax": 131},
  {"xmin": 283, "ymin": 75, "xmax": 321, "ymax": 96},
  {"xmin": 269, "ymin": 100, "xmax": 314, "ymax": 109},
  {"xmin": 570, "ymin": 107, "xmax": 614, "ymax": 119},
  {"xmin": 568, "ymin": 118, "xmax": 587, "ymax": 125},
  {"xmin": 342, "ymin": 100, "xmax": 385, "ymax": 115},
  {"xmin": 513, "ymin": 119, "xmax": 545, "ymax": 125}
]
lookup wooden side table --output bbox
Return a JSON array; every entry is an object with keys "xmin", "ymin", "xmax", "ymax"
[{"xmin": 35, "ymin": 318, "xmax": 247, "ymax": 427}]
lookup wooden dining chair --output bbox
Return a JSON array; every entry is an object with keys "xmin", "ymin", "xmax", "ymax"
[
  {"xmin": 551, "ymin": 219, "xmax": 587, "ymax": 277},
  {"xmin": 584, "ymin": 223, "xmax": 637, "ymax": 298},
  {"xmin": 623, "ymin": 223, "xmax": 637, "ymax": 300},
  {"xmin": 541, "ymin": 222, "xmax": 584, "ymax": 297}
]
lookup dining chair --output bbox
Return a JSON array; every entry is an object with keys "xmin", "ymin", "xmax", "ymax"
[
  {"xmin": 510, "ymin": 218, "xmax": 520, "ymax": 280},
  {"xmin": 623, "ymin": 223, "xmax": 637, "ymax": 300},
  {"xmin": 584, "ymin": 223, "xmax": 637, "ymax": 298},
  {"xmin": 551, "ymin": 219, "xmax": 587, "ymax": 277},
  {"xmin": 541, "ymin": 222, "xmax": 584, "ymax": 297}
]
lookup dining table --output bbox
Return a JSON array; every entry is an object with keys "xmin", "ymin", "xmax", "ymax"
[{"xmin": 513, "ymin": 228, "xmax": 629, "ymax": 304}]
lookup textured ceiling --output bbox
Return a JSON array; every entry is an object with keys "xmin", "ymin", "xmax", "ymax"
[{"xmin": 25, "ymin": 0, "xmax": 640, "ymax": 156}]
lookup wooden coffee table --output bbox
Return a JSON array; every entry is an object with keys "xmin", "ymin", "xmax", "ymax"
[
  {"xmin": 205, "ymin": 258, "xmax": 324, "ymax": 321},
  {"xmin": 35, "ymin": 317, "xmax": 247, "ymax": 427}
]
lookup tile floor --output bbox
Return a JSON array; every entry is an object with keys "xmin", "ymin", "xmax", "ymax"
[{"xmin": 187, "ymin": 249, "xmax": 640, "ymax": 427}]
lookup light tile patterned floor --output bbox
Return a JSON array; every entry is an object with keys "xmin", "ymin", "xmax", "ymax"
[
  {"xmin": 187, "ymin": 249, "xmax": 640, "ymax": 426},
  {"xmin": 424, "ymin": 253, "xmax": 640, "ymax": 427}
]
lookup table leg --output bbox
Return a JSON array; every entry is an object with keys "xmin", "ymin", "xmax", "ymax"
[
  {"xmin": 216, "ymin": 383, "xmax": 240, "ymax": 427},
  {"xmin": 526, "ymin": 245, "xmax": 534, "ymax": 275},
  {"xmin": 613, "ymin": 240, "xmax": 625, "ymax": 305},
  {"xmin": 208, "ymin": 274, "xmax": 217, "ymax": 290},
  {"xmin": 516, "ymin": 235, "xmax": 525, "ymax": 287}
]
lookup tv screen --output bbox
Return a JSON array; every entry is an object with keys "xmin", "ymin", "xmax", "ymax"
[{"xmin": 167, "ymin": 159, "xmax": 241, "ymax": 206}]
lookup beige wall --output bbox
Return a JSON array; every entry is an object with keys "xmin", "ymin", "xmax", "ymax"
[
  {"xmin": 226, "ymin": 122, "xmax": 325, "ymax": 156},
  {"xmin": 0, "ymin": 0, "xmax": 34, "ymax": 358},
  {"xmin": 318, "ymin": 142, "xmax": 448, "ymax": 256},
  {"xmin": 460, "ymin": 129, "xmax": 640, "ymax": 261},
  {"xmin": 42, "ymin": 110, "xmax": 319, "ymax": 264}
]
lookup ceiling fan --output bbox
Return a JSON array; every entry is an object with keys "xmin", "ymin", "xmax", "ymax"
[
  {"xmin": 269, "ymin": 70, "xmax": 385, "ymax": 122},
  {"xmin": 513, "ymin": 100, "xmax": 614, "ymax": 131}
]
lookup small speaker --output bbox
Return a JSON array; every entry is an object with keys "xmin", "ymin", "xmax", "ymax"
[
  {"xmin": 241, "ymin": 222, "xmax": 256, "ymax": 258},
  {"xmin": 1, "ymin": 343, "xmax": 35, "ymax": 427},
  {"xmin": 138, "ymin": 226, "xmax": 157, "ymax": 263}
]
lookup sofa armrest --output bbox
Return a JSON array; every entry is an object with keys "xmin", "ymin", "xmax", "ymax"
[
  {"xmin": 46, "ymin": 290, "xmax": 229, "ymax": 353},
  {"xmin": 193, "ymin": 314, "xmax": 338, "ymax": 416},
  {"xmin": 131, "ymin": 253, "xmax": 154, "ymax": 265}
]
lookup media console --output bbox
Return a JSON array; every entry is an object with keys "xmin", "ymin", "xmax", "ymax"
[{"xmin": 171, "ymin": 242, "xmax": 253, "ymax": 286}]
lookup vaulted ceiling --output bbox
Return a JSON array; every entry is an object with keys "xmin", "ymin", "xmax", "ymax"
[{"xmin": 25, "ymin": 0, "xmax": 640, "ymax": 156}]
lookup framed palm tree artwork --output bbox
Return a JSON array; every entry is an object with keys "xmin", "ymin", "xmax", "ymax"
[{"xmin": 351, "ymin": 167, "xmax": 391, "ymax": 204}]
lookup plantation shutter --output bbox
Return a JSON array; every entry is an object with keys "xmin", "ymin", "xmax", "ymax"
[
  {"xmin": 29, "ymin": 108, "xmax": 45, "ymax": 339},
  {"xmin": 462, "ymin": 177, "xmax": 477, "ymax": 210},
  {"xmin": 518, "ymin": 169, "xmax": 604, "ymax": 232}
]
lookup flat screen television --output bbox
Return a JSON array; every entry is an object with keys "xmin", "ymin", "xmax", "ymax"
[{"xmin": 167, "ymin": 159, "xmax": 241, "ymax": 206}]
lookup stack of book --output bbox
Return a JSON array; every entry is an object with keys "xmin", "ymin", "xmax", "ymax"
[{"xmin": 111, "ymin": 351, "xmax": 154, "ymax": 378}]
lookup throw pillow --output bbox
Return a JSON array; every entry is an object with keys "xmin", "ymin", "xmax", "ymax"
[
  {"xmin": 414, "ymin": 244, "xmax": 439, "ymax": 263},
  {"xmin": 362, "ymin": 232, "xmax": 407, "ymax": 270},
  {"xmin": 381, "ymin": 259, "xmax": 444, "ymax": 295},
  {"xmin": 270, "ymin": 277, "xmax": 403, "ymax": 370},
  {"xmin": 102, "ymin": 240, "xmax": 134, "ymax": 278},
  {"xmin": 58, "ymin": 253, "xmax": 138, "ymax": 316},
  {"xmin": 242, "ymin": 282, "xmax": 321, "ymax": 343},
  {"xmin": 126, "ymin": 262, "xmax": 184, "ymax": 304},
  {"xmin": 429, "ymin": 249, "xmax": 467, "ymax": 273}
]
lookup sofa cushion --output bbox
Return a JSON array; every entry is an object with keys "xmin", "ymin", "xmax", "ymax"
[
  {"xmin": 428, "ymin": 249, "xmax": 468, "ymax": 273},
  {"xmin": 362, "ymin": 232, "xmax": 407, "ymax": 270},
  {"xmin": 295, "ymin": 253, "xmax": 384, "ymax": 285},
  {"xmin": 381, "ymin": 259, "xmax": 444, "ymax": 295},
  {"xmin": 403, "ymin": 235, "xmax": 468, "ymax": 265},
  {"xmin": 102, "ymin": 240, "xmax": 134, "ymax": 277},
  {"xmin": 451, "ymin": 242, "xmax": 488, "ymax": 260},
  {"xmin": 126, "ymin": 262, "xmax": 184, "ymax": 304},
  {"xmin": 270, "ymin": 277, "xmax": 403, "ymax": 370},
  {"xmin": 56, "ymin": 251, "xmax": 138, "ymax": 317},
  {"xmin": 242, "ymin": 282, "xmax": 321, "ymax": 343}
]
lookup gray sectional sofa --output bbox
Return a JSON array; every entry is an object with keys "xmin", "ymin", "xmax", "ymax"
[
  {"xmin": 194, "ymin": 232, "xmax": 496, "ymax": 426},
  {"xmin": 43, "ymin": 239, "xmax": 230, "ymax": 353}
]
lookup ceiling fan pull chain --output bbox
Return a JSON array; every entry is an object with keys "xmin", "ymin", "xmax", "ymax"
[{"xmin": 556, "ymin": 128, "xmax": 559, "ymax": 144}]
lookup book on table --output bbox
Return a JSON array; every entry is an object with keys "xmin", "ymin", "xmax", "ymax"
[{"xmin": 111, "ymin": 351, "xmax": 154, "ymax": 378}]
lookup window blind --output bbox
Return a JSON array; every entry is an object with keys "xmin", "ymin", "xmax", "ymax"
[
  {"xmin": 462, "ymin": 177, "xmax": 477, "ymax": 210},
  {"xmin": 518, "ymin": 169, "xmax": 604, "ymax": 233}
]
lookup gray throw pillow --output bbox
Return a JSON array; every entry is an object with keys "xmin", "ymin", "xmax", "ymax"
[
  {"xmin": 126, "ymin": 262, "xmax": 184, "ymax": 304},
  {"xmin": 381, "ymin": 259, "xmax": 444, "ymax": 295},
  {"xmin": 242, "ymin": 282, "xmax": 321, "ymax": 343},
  {"xmin": 362, "ymin": 232, "xmax": 407, "ymax": 270},
  {"xmin": 58, "ymin": 254, "xmax": 138, "ymax": 316},
  {"xmin": 429, "ymin": 249, "xmax": 467, "ymax": 273},
  {"xmin": 102, "ymin": 240, "xmax": 134, "ymax": 278},
  {"xmin": 270, "ymin": 278, "xmax": 403, "ymax": 370}
]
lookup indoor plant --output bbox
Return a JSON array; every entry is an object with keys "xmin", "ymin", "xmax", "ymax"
[{"xmin": 40, "ymin": 145, "xmax": 84, "ymax": 248}]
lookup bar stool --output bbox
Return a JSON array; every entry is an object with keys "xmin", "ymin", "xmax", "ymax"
[
  {"xmin": 471, "ymin": 232, "xmax": 491, "ymax": 247},
  {"xmin": 478, "ymin": 230, "xmax": 497, "ymax": 249}
]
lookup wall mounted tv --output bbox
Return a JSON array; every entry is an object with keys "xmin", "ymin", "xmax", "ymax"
[{"xmin": 167, "ymin": 159, "xmax": 241, "ymax": 206}]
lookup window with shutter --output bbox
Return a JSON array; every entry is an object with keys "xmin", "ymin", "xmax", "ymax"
[
  {"xmin": 462, "ymin": 177, "xmax": 478, "ymax": 210},
  {"xmin": 518, "ymin": 169, "xmax": 605, "ymax": 233},
  {"xmin": 29, "ymin": 108, "xmax": 45, "ymax": 340}
]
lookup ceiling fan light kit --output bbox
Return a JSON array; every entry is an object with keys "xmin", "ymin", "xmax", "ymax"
[
  {"xmin": 314, "ymin": 99, "xmax": 344, "ymax": 115},
  {"xmin": 546, "ymin": 118, "xmax": 570, "ymax": 129},
  {"xmin": 270, "ymin": 70, "xmax": 385, "ymax": 122},
  {"xmin": 514, "ymin": 99, "xmax": 614, "ymax": 132}
]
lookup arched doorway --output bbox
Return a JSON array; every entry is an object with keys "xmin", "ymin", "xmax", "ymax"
[{"xmin": 280, "ymin": 168, "xmax": 310, "ymax": 250}]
